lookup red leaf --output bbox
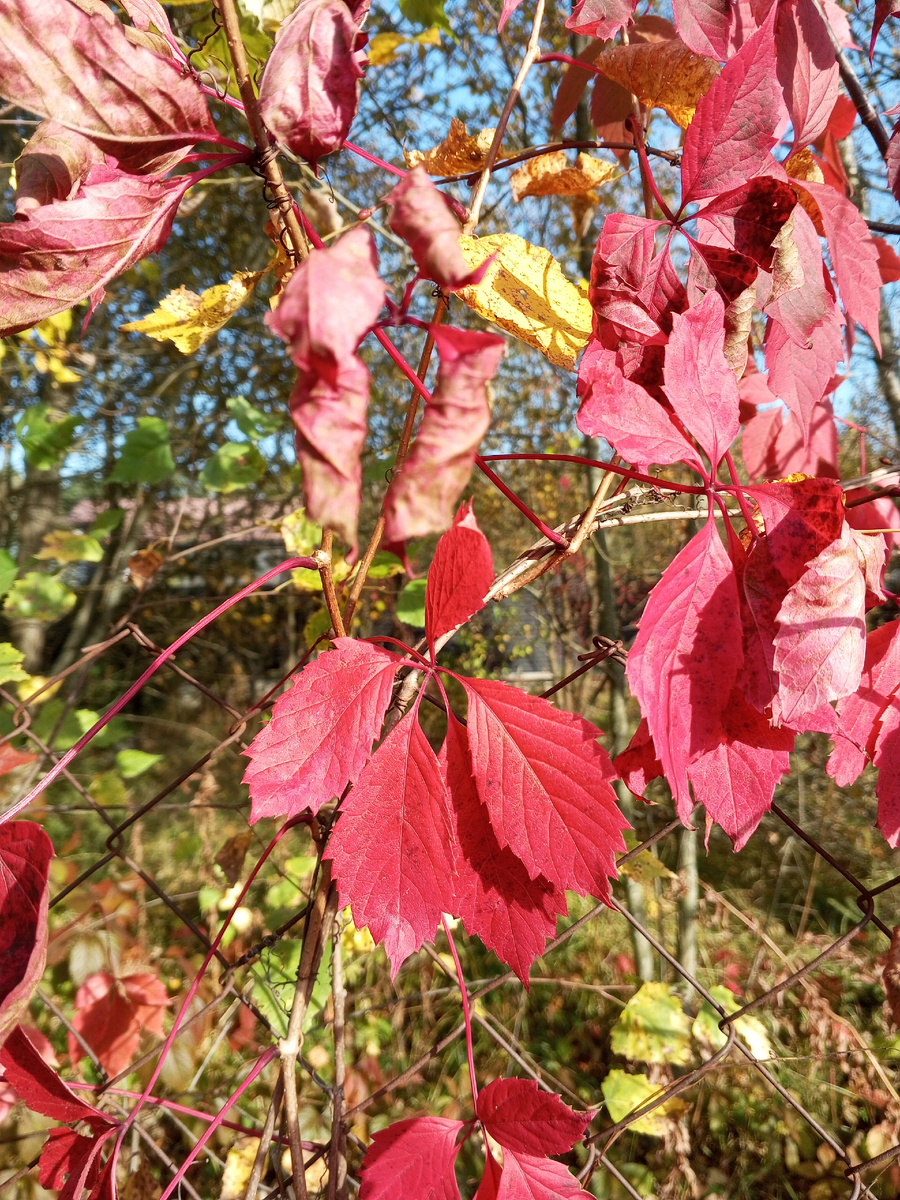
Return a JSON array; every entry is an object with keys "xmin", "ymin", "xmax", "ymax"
[
  {"xmin": 741, "ymin": 396, "xmax": 838, "ymax": 481},
  {"xmin": 566, "ymin": 0, "xmax": 636, "ymax": 38},
  {"xmin": 771, "ymin": 521, "xmax": 871, "ymax": 727},
  {"xmin": 0, "ymin": 0, "xmax": 215, "ymax": 171},
  {"xmin": 589, "ymin": 74, "xmax": 635, "ymax": 156},
  {"xmin": 258, "ymin": 0, "xmax": 365, "ymax": 168},
  {"xmin": 626, "ymin": 516, "xmax": 743, "ymax": 821},
  {"xmin": 871, "ymin": 0, "xmax": 900, "ymax": 58},
  {"xmin": 267, "ymin": 226, "xmax": 386, "ymax": 372},
  {"xmin": 672, "ymin": 0, "xmax": 732, "ymax": 58},
  {"xmin": 425, "ymin": 504, "xmax": 495, "ymax": 650},
  {"xmin": 873, "ymin": 701, "xmax": 900, "ymax": 846},
  {"xmin": 383, "ymin": 326, "xmax": 504, "ymax": 545},
  {"xmin": 460, "ymin": 677, "xmax": 628, "ymax": 896},
  {"xmin": 492, "ymin": 1151, "xmax": 592, "ymax": 1199},
  {"xmin": 243, "ymin": 639, "xmax": 399, "ymax": 822},
  {"xmin": 614, "ymin": 718, "xmax": 663, "ymax": 796},
  {"xmin": 474, "ymin": 1147, "xmax": 503, "ymax": 1200},
  {"xmin": 14, "ymin": 120, "xmax": 105, "ymax": 217},
  {"xmin": 775, "ymin": 0, "xmax": 838, "ymax": 147},
  {"xmin": 746, "ymin": 478, "xmax": 845, "ymax": 585},
  {"xmin": 763, "ymin": 204, "xmax": 833, "ymax": 345},
  {"xmin": 39, "ymin": 1127, "xmax": 108, "ymax": 1200},
  {"xmin": 0, "ymin": 822, "xmax": 52, "ymax": 1046},
  {"xmin": 443, "ymin": 715, "xmax": 566, "ymax": 983},
  {"xmin": 0, "ymin": 742, "xmax": 37, "ymax": 777},
  {"xmin": 476, "ymin": 1078, "xmax": 588, "ymax": 1156},
  {"xmin": 0, "ymin": 165, "xmax": 194, "ymax": 336},
  {"xmin": 576, "ymin": 343, "xmax": 699, "ymax": 470},
  {"xmin": 829, "ymin": 619, "xmax": 900, "ymax": 786},
  {"xmin": 359, "ymin": 1116, "xmax": 465, "ymax": 1199},
  {"xmin": 664, "ymin": 290, "xmax": 740, "ymax": 470},
  {"xmin": 686, "ymin": 689, "xmax": 794, "ymax": 849},
  {"xmin": 289, "ymin": 357, "xmax": 369, "ymax": 553},
  {"xmin": 550, "ymin": 39, "xmax": 606, "ymax": 134},
  {"xmin": 328, "ymin": 707, "xmax": 458, "ymax": 976},
  {"xmin": 799, "ymin": 180, "xmax": 882, "ymax": 350},
  {"xmin": 69, "ymin": 971, "xmax": 168, "ymax": 1078},
  {"xmin": 889, "ymin": 121, "xmax": 900, "ymax": 208},
  {"xmin": 387, "ymin": 168, "xmax": 490, "ymax": 290},
  {"xmin": 694, "ymin": 178, "xmax": 797, "ymax": 271},
  {"xmin": 0, "ymin": 1025, "xmax": 110, "ymax": 1127},
  {"xmin": 873, "ymin": 236, "xmax": 900, "ymax": 284},
  {"xmin": 680, "ymin": 4, "xmax": 779, "ymax": 203},
  {"xmin": 764, "ymin": 313, "xmax": 844, "ymax": 442}
]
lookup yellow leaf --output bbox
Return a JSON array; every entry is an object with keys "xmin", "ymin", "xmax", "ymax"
[
  {"xmin": 46, "ymin": 351, "xmax": 81, "ymax": 385},
  {"xmin": 510, "ymin": 151, "xmax": 619, "ymax": 202},
  {"xmin": 35, "ymin": 310, "xmax": 73, "ymax": 346},
  {"xmin": 262, "ymin": 0, "xmax": 300, "ymax": 32},
  {"xmin": 593, "ymin": 38, "xmax": 720, "ymax": 129},
  {"xmin": 456, "ymin": 234, "xmax": 592, "ymax": 370},
  {"xmin": 784, "ymin": 150, "xmax": 826, "ymax": 233},
  {"xmin": 120, "ymin": 271, "xmax": 264, "ymax": 354},
  {"xmin": 404, "ymin": 117, "xmax": 509, "ymax": 175},
  {"xmin": 368, "ymin": 31, "xmax": 410, "ymax": 65}
]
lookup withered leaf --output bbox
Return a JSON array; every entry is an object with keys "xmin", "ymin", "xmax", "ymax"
[
  {"xmin": 121, "ymin": 271, "xmax": 264, "ymax": 354},
  {"xmin": 128, "ymin": 549, "xmax": 165, "ymax": 589},
  {"xmin": 593, "ymin": 38, "xmax": 720, "ymax": 128},
  {"xmin": 884, "ymin": 926, "xmax": 900, "ymax": 1028},
  {"xmin": 215, "ymin": 832, "xmax": 253, "ymax": 886},
  {"xmin": 509, "ymin": 151, "xmax": 619, "ymax": 202},
  {"xmin": 456, "ymin": 233, "xmax": 592, "ymax": 370},
  {"xmin": 404, "ymin": 117, "xmax": 510, "ymax": 175}
]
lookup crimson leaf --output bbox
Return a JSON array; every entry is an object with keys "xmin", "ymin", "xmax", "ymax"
[
  {"xmin": 425, "ymin": 503, "xmax": 495, "ymax": 650},
  {"xmin": 672, "ymin": 0, "xmax": 732, "ymax": 57},
  {"xmin": 69, "ymin": 971, "xmax": 168, "ymax": 1079},
  {"xmin": 358, "ymin": 1116, "xmax": 465, "ymax": 1199},
  {"xmin": 828, "ymin": 619, "xmax": 900, "ymax": 786},
  {"xmin": 476, "ymin": 1078, "xmax": 588, "ymax": 1156},
  {"xmin": 566, "ymin": 0, "xmax": 636, "ymax": 38},
  {"xmin": 0, "ymin": 822, "xmax": 53, "ymax": 1046},
  {"xmin": 492, "ymin": 1151, "xmax": 593, "ymax": 1199},
  {"xmin": 327, "ymin": 705, "xmax": 458, "ymax": 976},
  {"xmin": 244, "ymin": 638, "xmax": 398, "ymax": 822},
  {"xmin": 0, "ymin": 1024, "xmax": 110, "ymax": 1127}
]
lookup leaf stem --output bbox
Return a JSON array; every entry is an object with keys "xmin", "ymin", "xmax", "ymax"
[
  {"xmin": 723, "ymin": 450, "xmax": 757, "ymax": 536},
  {"xmin": 319, "ymin": 528, "xmax": 346, "ymax": 636},
  {"xmin": 479, "ymin": 453, "xmax": 707, "ymax": 495},
  {"xmin": 342, "ymin": 138, "xmax": 408, "ymax": 177},
  {"xmin": 442, "ymin": 915, "xmax": 479, "ymax": 1105},
  {"xmin": 626, "ymin": 115, "xmax": 676, "ymax": 223}
]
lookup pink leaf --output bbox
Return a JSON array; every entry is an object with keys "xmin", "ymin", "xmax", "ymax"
[
  {"xmin": 476, "ymin": 1078, "xmax": 588, "ymax": 1156},
  {"xmin": 775, "ymin": 0, "xmax": 838, "ymax": 147},
  {"xmin": 493, "ymin": 1151, "xmax": 593, "ymax": 1199},
  {"xmin": 680, "ymin": 4, "xmax": 779, "ymax": 203},
  {"xmin": 694, "ymin": 178, "xmax": 797, "ymax": 272},
  {"xmin": 614, "ymin": 718, "xmax": 663, "ymax": 796},
  {"xmin": 474, "ymin": 1147, "xmax": 504, "ymax": 1200},
  {"xmin": 799, "ymin": 180, "xmax": 883, "ymax": 351},
  {"xmin": 460, "ymin": 677, "xmax": 628, "ymax": 896},
  {"xmin": 257, "ymin": 0, "xmax": 366, "ymax": 168},
  {"xmin": 359, "ymin": 1117, "xmax": 465, "ymax": 1200},
  {"xmin": 771, "ymin": 521, "xmax": 868, "ymax": 727},
  {"xmin": 69, "ymin": 971, "xmax": 168, "ymax": 1078},
  {"xmin": 0, "ymin": 1024, "xmax": 108, "ymax": 1127},
  {"xmin": 0, "ymin": 0, "xmax": 215, "ymax": 172},
  {"xmin": 626, "ymin": 516, "xmax": 743, "ymax": 820},
  {"xmin": 672, "ymin": 0, "xmax": 732, "ymax": 58},
  {"xmin": 576, "ymin": 342, "xmax": 700, "ymax": 470},
  {"xmin": 243, "ymin": 639, "xmax": 399, "ymax": 822},
  {"xmin": 741, "ymin": 397, "xmax": 838, "ymax": 481},
  {"xmin": 328, "ymin": 707, "xmax": 458, "ymax": 976},
  {"xmin": 0, "ymin": 822, "xmax": 52, "ymax": 1047},
  {"xmin": 762, "ymin": 204, "xmax": 833, "ymax": 345},
  {"xmin": 443, "ymin": 715, "xmax": 566, "ymax": 982},
  {"xmin": 873, "ymin": 236, "xmax": 900, "ymax": 284},
  {"xmin": 685, "ymin": 690, "xmax": 794, "ymax": 849},
  {"xmin": 873, "ymin": 700, "xmax": 900, "ymax": 846},
  {"xmin": 566, "ymin": 0, "xmax": 637, "ymax": 38},
  {"xmin": 870, "ymin": 0, "xmax": 900, "ymax": 58},
  {"xmin": 383, "ymin": 326, "xmax": 504, "ymax": 545},
  {"xmin": 267, "ymin": 226, "xmax": 386, "ymax": 371},
  {"xmin": 14, "ymin": 121, "xmax": 105, "ymax": 217},
  {"xmin": 829, "ymin": 619, "xmax": 900, "ymax": 786},
  {"xmin": 764, "ymin": 313, "xmax": 844, "ymax": 442},
  {"xmin": 498, "ymin": 0, "xmax": 523, "ymax": 30},
  {"xmin": 425, "ymin": 504, "xmax": 495, "ymax": 649},
  {"xmin": 664, "ymin": 289, "xmax": 740, "ymax": 469},
  {"xmin": 0, "ymin": 165, "xmax": 194, "ymax": 336},
  {"xmin": 387, "ymin": 168, "xmax": 490, "ymax": 290}
]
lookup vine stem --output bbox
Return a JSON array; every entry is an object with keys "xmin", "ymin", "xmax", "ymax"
[
  {"xmin": 318, "ymin": 528, "xmax": 346, "ymax": 637},
  {"xmin": 479, "ymin": 452, "xmax": 707, "ymax": 495},
  {"xmin": 342, "ymin": 138, "xmax": 407, "ymax": 177},
  {"xmin": 723, "ymin": 450, "xmax": 758, "ymax": 535},
  {"xmin": 1, "ymin": 556, "xmax": 318, "ymax": 824},
  {"xmin": 627, "ymin": 115, "xmax": 676, "ymax": 223},
  {"xmin": 465, "ymin": 0, "xmax": 546, "ymax": 231},
  {"xmin": 327, "ymin": 920, "xmax": 349, "ymax": 1200},
  {"xmin": 215, "ymin": 0, "xmax": 310, "ymax": 260},
  {"xmin": 442, "ymin": 915, "xmax": 479, "ymax": 1105}
]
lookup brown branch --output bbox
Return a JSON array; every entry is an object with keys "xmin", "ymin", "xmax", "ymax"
[{"xmin": 318, "ymin": 529, "xmax": 347, "ymax": 638}]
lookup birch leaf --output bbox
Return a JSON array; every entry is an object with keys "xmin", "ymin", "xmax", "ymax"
[
  {"xmin": 457, "ymin": 233, "xmax": 592, "ymax": 370},
  {"xmin": 121, "ymin": 271, "xmax": 264, "ymax": 353}
]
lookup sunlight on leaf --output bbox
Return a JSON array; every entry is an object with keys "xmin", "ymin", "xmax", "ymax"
[
  {"xmin": 510, "ymin": 151, "xmax": 619, "ymax": 201},
  {"xmin": 110, "ymin": 417, "xmax": 175, "ymax": 485},
  {"xmin": 601, "ymin": 1069, "xmax": 686, "ymax": 1136},
  {"xmin": 200, "ymin": 442, "xmax": 266, "ymax": 493},
  {"xmin": 594, "ymin": 38, "xmax": 720, "ymax": 128},
  {"xmin": 404, "ymin": 117, "xmax": 508, "ymax": 174},
  {"xmin": 3, "ymin": 573, "xmax": 76, "ymax": 622},
  {"xmin": 116, "ymin": 749, "xmax": 163, "ymax": 779},
  {"xmin": 121, "ymin": 271, "xmax": 264, "ymax": 354},
  {"xmin": 34, "ymin": 530, "xmax": 104, "ymax": 564},
  {"xmin": 369, "ymin": 28, "xmax": 441, "ymax": 65},
  {"xmin": 692, "ymin": 985, "xmax": 772, "ymax": 1060},
  {"xmin": 611, "ymin": 981, "xmax": 692, "ymax": 1065},
  {"xmin": 281, "ymin": 508, "xmax": 351, "ymax": 593},
  {"xmin": 226, "ymin": 395, "xmax": 284, "ymax": 441},
  {"xmin": 0, "ymin": 551, "xmax": 16, "ymax": 601},
  {"xmin": 397, "ymin": 577, "xmax": 427, "ymax": 627},
  {"xmin": 399, "ymin": 0, "xmax": 452, "ymax": 35},
  {"xmin": 0, "ymin": 643, "xmax": 28, "ymax": 687},
  {"xmin": 457, "ymin": 233, "xmax": 591, "ymax": 369},
  {"xmin": 15, "ymin": 405, "xmax": 79, "ymax": 470}
]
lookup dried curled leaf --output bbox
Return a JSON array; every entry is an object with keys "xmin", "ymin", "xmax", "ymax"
[
  {"xmin": 121, "ymin": 271, "xmax": 264, "ymax": 354},
  {"xmin": 593, "ymin": 38, "xmax": 720, "ymax": 128},
  {"xmin": 404, "ymin": 117, "xmax": 509, "ymax": 175},
  {"xmin": 456, "ymin": 233, "xmax": 591, "ymax": 370},
  {"xmin": 510, "ymin": 151, "xmax": 619, "ymax": 202}
]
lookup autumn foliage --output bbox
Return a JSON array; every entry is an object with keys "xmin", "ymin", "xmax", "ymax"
[{"xmin": 2, "ymin": 0, "xmax": 900, "ymax": 1195}]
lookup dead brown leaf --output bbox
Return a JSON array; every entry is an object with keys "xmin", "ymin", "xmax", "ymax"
[
  {"xmin": 404, "ymin": 117, "xmax": 510, "ymax": 175},
  {"xmin": 509, "ymin": 151, "xmax": 619, "ymax": 202},
  {"xmin": 593, "ymin": 38, "xmax": 720, "ymax": 129}
]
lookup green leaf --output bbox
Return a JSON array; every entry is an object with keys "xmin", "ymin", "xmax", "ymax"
[
  {"xmin": 34, "ymin": 530, "xmax": 104, "ymax": 564},
  {"xmin": 89, "ymin": 509, "xmax": 125, "ymax": 538},
  {"xmin": 397, "ymin": 577, "xmax": 427, "ymax": 627},
  {"xmin": 303, "ymin": 608, "xmax": 333, "ymax": 648},
  {"xmin": 88, "ymin": 771, "xmax": 128, "ymax": 807},
  {"xmin": 611, "ymin": 982, "xmax": 692, "ymax": 1066},
  {"xmin": 200, "ymin": 442, "xmax": 266, "ymax": 493},
  {"xmin": 116, "ymin": 749, "xmax": 163, "ymax": 779},
  {"xmin": 366, "ymin": 551, "xmax": 406, "ymax": 580},
  {"xmin": 187, "ymin": 6, "xmax": 272, "ymax": 99},
  {"xmin": 3, "ymin": 573, "xmax": 77, "ymax": 622},
  {"xmin": 31, "ymin": 701, "xmax": 100, "ymax": 751},
  {"xmin": 400, "ymin": 0, "xmax": 452, "ymax": 35},
  {"xmin": 0, "ymin": 550, "xmax": 17, "ymax": 600},
  {"xmin": 15, "ymin": 404, "xmax": 79, "ymax": 470},
  {"xmin": 110, "ymin": 418, "xmax": 176, "ymax": 485},
  {"xmin": 601, "ymin": 1069, "xmax": 684, "ymax": 1137},
  {"xmin": 0, "ymin": 643, "xmax": 28, "ymax": 687},
  {"xmin": 226, "ymin": 396, "xmax": 284, "ymax": 441},
  {"xmin": 281, "ymin": 508, "xmax": 351, "ymax": 593},
  {"xmin": 692, "ymin": 985, "xmax": 772, "ymax": 1060}
]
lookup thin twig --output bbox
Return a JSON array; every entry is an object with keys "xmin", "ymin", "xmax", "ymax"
[{"xmin": 328, "ymin": 920, "xmax": 349, "ymax": 1200}]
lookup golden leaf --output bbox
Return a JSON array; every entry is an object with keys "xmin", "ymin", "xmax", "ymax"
[
  {"xmin": 510, "ymin": 151, "xmax": 618, "ymax": 202},
  {"xmin": 784, "ymin": 150, "xmax": 826, "ymax": 234},
  {"xmin": 121, "ymin": 271, "xmax": 264, "ymax": 354},
  {"xmin": 128, "ymin": 548, "xmax": 165, "ymax": 590},
  {"xmin": 369, "ymin": 28, "xmax": 440, "ymax": 65},
  {"xmin": 593, "ymin": 38, "xmax": 720, "ymax": 129},
  {"xmin": 404, "ymin": 117, "xmax": 509, "ymax": 175},
  {"xmin": 456, "ymin": 234, "xmax": 592, "ymax": 370}
]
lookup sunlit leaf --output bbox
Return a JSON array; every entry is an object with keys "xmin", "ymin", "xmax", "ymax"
[
  {"xmin": 15, "ymin": 405, "xmax": 80, "ymax": 470},
  {"xmin": 610, "ymin": 981, "xmax": 692, "ymax": 1065},
  {"xmin": 34, "ymin": 530, "xmax": 104, "ymax": 564},
  {"xmin": 594, "ymin": 37, "xmax": 720, "ymax": 128},
  {"xmin": 0, "ymin": 551, "xmax": 16, "ymax": 601},
  {"xmin": 281, "ymin": 508, "xmax": 352, "ymax": 593},
  {"xmin": 109, "ymin": 417, "xmax": 175, "ymax": 485},
  {"xmin": 116, "ymin": 749, "xmax": 163, "ymax": 779},
  {"xmin": 120, "ymin": 272, "xmax": 264, "ymax": 354},
  {"xmin": 3, "ymin": 573, "xmax": 76, "ymax": 622},
  {"xmin": 404, "ymin": 117, "xmax": 507, "ymax": 174},
  {"xmin": 0, "ymin": 643, "xmax": 28, "ymax": 687},
  {"xmin": 400, "ymin": 0, "xmax": 452, "ymax": 35},
  {"xmin": 397, "ymin": 578, "xmax": 427, "ymax": 627},
  {"xmin": 692, "ymin": 985, "xmax": 772, "ymax": 1060},
  {"xmin": 510, "ymin": 151, "xmax": 619, "ymax": 201},
  {"xmin": 199, "ymin": 442, "xmax": 266, "ymax": 493},
  {"xmin": 226, "ymin": 395, "xmax": 284, "ymax": 441},
  {"xmin": 601, "ymin": 1069, "xmax": 686, "ymax": 1137}
]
